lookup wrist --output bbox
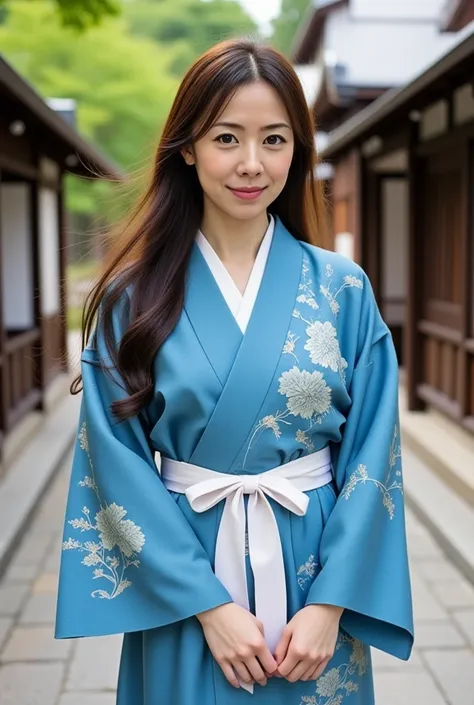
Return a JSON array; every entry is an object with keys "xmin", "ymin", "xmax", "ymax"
[{"xmin": 306, "ymin": 604, "xmax": 344, "ymax": 618}]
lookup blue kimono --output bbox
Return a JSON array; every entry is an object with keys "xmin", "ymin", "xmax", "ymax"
[{"xmin": 55, "ymin": 216, "xmax": 414, "ymax": 704}]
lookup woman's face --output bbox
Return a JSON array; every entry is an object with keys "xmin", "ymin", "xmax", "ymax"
[{"xmin": 183, "ymin": 81, "xmax": 295, "ymax": 222}]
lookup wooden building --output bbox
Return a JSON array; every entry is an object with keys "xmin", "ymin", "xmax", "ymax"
[
  {"xmin": 319, "ymin": 23, "xmax": 474, "ymax": 434},
  {"xmin": 0, "ymin": 56, "xmax": 121, "ymax": 469}
]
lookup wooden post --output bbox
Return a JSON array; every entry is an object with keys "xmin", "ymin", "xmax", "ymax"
[
  {"xmin": 30, "ymin": 169, "xmax": 45, "ymax": 409},
  {"xmin": 405, "ymin": 121, "xmax": 425, "ymax": 411},
  {"xmin": 0, "ymin": 166, "xmax": 7, "ymax": 469},
  {"xmin": 58, "ymin": 178, "xmax": 69, "ymax": 374}
]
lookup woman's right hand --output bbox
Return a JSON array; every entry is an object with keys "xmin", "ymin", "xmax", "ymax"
[{"xmin": 197, "ymin": 603, "xmax": 278, "ymax": 688}]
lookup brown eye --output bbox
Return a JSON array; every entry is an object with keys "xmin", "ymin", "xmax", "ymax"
[
  {"xmin": 216, "ymin": 134, "xmax": 236, "ymax": 144},
  {"xmin": 265, "ymin": 135, "xmax": 285, "ymax": 145}
]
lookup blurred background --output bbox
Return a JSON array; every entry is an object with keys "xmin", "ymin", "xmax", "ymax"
[{"xmin": 0, "ymin": 2, "xmax": 474, "ymax": 704}]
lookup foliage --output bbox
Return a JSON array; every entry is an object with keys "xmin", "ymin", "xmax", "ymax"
[
  {"xmin": 0, "ymin": 2, "xmax": 177, "ymax": 223},
  {"xmin": 124, "ymin": 0, "xmax": 257, "ymax": 76},
  {"xmin": 0, "ymin": 0, "xmax": 121, "ymax": 29},
  {"xmin": 271, "ymin": 0, "xmax": 313, "ymax": 57}
]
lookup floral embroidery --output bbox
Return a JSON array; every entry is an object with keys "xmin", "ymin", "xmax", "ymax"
[
  {"xmin": 342, "ymin": 424, "xmax": 403, "ymax": 519},
  {"xmin": 279, "ymin": 367, "xmax": 332, "ymax": 422},
  {"xmin": 297, "ymin": 258, "xmax": 319, "ymax": 310},
  {"xmin": 283, "ymin": 331, "xmax": 300, "ymax": 362},
  {"xmin": 301, "ymin": 633, "xmax": 367, "ymax": 704},
  {"xmin": 62, "ymin": 422, "xmax": 146, "ymax": 599},
  {"xmin": 296, "ymin": 429, "xmax": 314, "ymax": 451},
  {"xmin": 304, "ymin": 321, "xmax": 348, "ymax": 383},
  {"xmin": 297, "ymin": 554, "xmax": 317, "ymax": 589},
  {"xmin": 320, "ymin": 265, "xmax": 363, "ymax": 317},
  {"xmin": 243, "ymin": 411, "xmax": 291, "ymax": 466}
]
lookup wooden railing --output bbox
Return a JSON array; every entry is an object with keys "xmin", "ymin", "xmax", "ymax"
[
  {"xmin": 417, "ymin": 318, "xmax": 474, "ymax": 433},
  {"xmin": 2, "ymin": 328, "xmax": 42, "ymax": 430}
]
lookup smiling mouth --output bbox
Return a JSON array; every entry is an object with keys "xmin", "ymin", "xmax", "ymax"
[{"xmin": 227, "ymin": 186, "xmax": 268, "ymax": 200}]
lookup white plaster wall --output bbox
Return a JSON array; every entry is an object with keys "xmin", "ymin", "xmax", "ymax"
[
  {"xmin": 454, "ymin": 83, "xmax": 474, "ymax": 125},
  {"xmin": 38, "ymin": 187, "xmax": 61, "ymax": 316},
  {"xmin": 0, "ymin": 184, "xmax": 35, "ymax": 330},
  {"xmin": 381, "ymin": 179, "xmax": 408, "ymax": 325},
  {"xmin": 351, "ymin": 0, "xmax": 446, "ymax": 21},
  {"xmin": 420, "ymin": 100, "xmax": 449, "ymax": 140},
  {"xmin": 324, "ymin": 6, "xmax": 462, "ymax": 88}
]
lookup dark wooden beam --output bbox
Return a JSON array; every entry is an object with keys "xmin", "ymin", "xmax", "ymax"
[{"xmin": 405, "ymin": 121, "xmax": 425, "ymax": 411}]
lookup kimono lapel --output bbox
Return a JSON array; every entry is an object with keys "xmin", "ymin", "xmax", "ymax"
[
  {"xmin": 189, "ymin": 217, "xmax": 303, "ymax": 471},
  {"xmin": 184, "ymin": 245, "xmax": 243, "ymax": 387}
]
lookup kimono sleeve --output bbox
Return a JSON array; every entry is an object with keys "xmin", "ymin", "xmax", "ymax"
[
  {"xmin": 55, "ymin": 296, "xmax": 232, "ymax": 639},
  {"xmin": 305, "ymin": 273, "xmax": 414, "ymax": 660}
]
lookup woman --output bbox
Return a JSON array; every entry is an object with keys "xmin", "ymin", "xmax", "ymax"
[{"xmin": 56, "ymin": 37, "xmax": 413, "ymax": 704}]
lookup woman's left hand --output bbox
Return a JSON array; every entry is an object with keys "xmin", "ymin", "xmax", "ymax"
[{"xmin": 274, "ymin": 604, "xmax": 343, "ymax": 682}]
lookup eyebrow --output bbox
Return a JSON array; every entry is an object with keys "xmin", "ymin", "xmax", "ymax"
[{"xmin": 213, "ymin": 121, "xmax": 292, "ymax": 131}]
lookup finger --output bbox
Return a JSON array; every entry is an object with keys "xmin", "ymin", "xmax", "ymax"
[
  {"xmin": 286, "ymin": 659, "xmax": 311, "ymax": 683},
  {"xmin": 277, "ymin": 647, "xmax": 300, "ymax": 678},
  {"xmin": 244, "ymin": 656, "xmax": 267, "ymax": 687},
  {"xmin": 257, "ymin": 644, "xmax": 278, "ymax": 675},
  {"xmin": 274, "ymin": 628, "xmax": 292, "ymax": 666},
  {"xmin": 219, "ymin": 661, "xmax": 240, "ymax": 688},
  {"xmin": 232, "ymin": 661, "xmax": 254, "ymax": 686},
  {"xmin": 256, "ymin": 619, "xmax": 265, "ymax": 636},
  {"xmin": 312, "ymin": 658, "xmax": 331, "ymax": 681},
  {"xmin": 300, "ymin": 664, "xmax": 317, "ymax": 682}
]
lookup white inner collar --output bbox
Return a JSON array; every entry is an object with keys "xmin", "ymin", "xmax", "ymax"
[{"xmin": 196, "ymin": 215, "xmax": 274, "ymax": 333}]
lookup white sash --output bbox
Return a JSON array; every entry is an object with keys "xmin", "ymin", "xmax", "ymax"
[{"xmin": 160, "ymin": 448, "xmax": 333, "ymax": 692}]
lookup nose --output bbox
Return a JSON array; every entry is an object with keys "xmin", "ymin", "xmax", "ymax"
[{"xmin": 237, "ymin": 143, "xmax": 263, "ymax": 177}]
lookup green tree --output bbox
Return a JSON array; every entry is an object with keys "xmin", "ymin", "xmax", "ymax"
[
  {"xmin": 0, "ymin": 1, "xmax": 178, "ymax": 224},
  {"xmin": 124, "ymin": 0, "xmax": 257, "ymax": 76},
  {"xmin": 271, "ymin": 0, "xmax": 313, "ymax": 57},
  {"xmin": 0, "ymin": 0, "xmax": 121, "ymax": 29}
]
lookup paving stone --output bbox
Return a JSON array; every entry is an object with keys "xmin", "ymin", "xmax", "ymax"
[
  {"xmin": 413, "ymin": 620, "xmax": 466, "ymax": 648},
  {"xmin": 372, "ymin": 647, "xmax": 423, "ymax": 671},
  {"xmin": 19, "ymin": 592, "xmax": 57, "ymax": 625},
  {"xmin": 451, "ymin": 609, "xmax": 474, "ymax": 647},
  {"xmin": 2, "ymin": 563, "xmax": 38, "ymax": 583},
  {"xmin": 59, "ymin": 694, "xmax": 116, "ymax": 705},
  {"xmin": 0, "ymin": 619, "xmax": 13, "ymax": 651},
  {"xmin": 430, "ymin": 579, "xmax": 474, "ymax": 609},
  {"xmin": 0, "ymin": 584, "xmax": 30, "ymax": 617},
  {"xmin": 374, "ymin": 670, "xmax": 447, "ymax": 705},
  {"xmin": 65, "ymin": 634, "xmax": 122, "ymax": 692},
  {"xmin": 32, "ymin": 573, "xmax": 58, "ymax": 594},
  {"xmin": 422, "ymin": 649, "xmax": 474, "ymax": 704},
  {"xmin": 0, "ymin": 662, "xmax": 64, "ymax": 705},
  {"xmin": 412, "ymin": 558, "xmax": 463, "ymax": 584},
  {"xmin": 12, "ymin": 531, "xmax": 52, "ymax": 567},
  {"xmin": 44, "ymin": 547, "xmax": 62, "ymax": 573},
  {"xmin": 411, "ymin": 573, "xmax": 447, "ymax": 621},
  {"xmin": 1, "ymin": 626, "xmax": 72, "ymax": 662},
  {"xmin": 407, "ymin": 533, "xmax": 444, "ymax": 559}
]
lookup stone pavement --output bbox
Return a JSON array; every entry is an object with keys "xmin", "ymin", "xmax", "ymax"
[{"xmin": 1, "ymin": 454, "xmax": 473, "ymax": 704}]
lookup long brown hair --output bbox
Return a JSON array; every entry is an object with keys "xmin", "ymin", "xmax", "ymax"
[{"xmin": 74, "ymin": 36, "xmax": 328, "ymax": 420}]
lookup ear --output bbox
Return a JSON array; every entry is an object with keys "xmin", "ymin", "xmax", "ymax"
[{"xmin": 181, "ymin": 146, "xmax": 195, "ymax": 166}]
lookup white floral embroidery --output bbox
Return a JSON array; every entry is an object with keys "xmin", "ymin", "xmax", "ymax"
[
  {"xmin": 297, "ymin": 554, "xmax": 317, "ymax": 589},
  {"xmin": 279, "ymin": 367, "xmax": 332, "ymax": 421},
  {"xmin": 301, "ymin": 633, "xmax": 367, "ymax": 705},
  {"xmin": 62, "ymin": 422, "xmax": 146, "ymax": 599},
  {"xmin": 243, "ymin": 411, "xmax": 291, "ymax": 467},
  {"xmin": 342, "ymin": 424, "xmax": 403, "ymax": 519},
  {"xmin": 304, "ymin": 321, "xmax": 348, "ymax": 383},
  {"xmin": 320, "ymin": 266, "xmax": 364, "ymax": 317},
  {"xmin": 283, "ymin": 331, "xmax": 300, "ymax": 362},
  {"xmin": 296, "ymin": 429, "xmax": 314, "ymax": 451}
]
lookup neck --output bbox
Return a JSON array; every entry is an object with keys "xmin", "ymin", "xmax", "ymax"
[{"xmin": 199, "ymin": 209, "xmax": 270, "ymax": 266}]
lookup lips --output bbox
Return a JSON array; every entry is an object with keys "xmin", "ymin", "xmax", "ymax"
[{"xmin": 227, "ymin": 186, "xmax": 267, "ymax": 201}]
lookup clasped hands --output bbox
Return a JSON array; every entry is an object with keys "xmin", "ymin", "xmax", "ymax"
[{"xmin": 197, "ymin": 602, "xmax": 343, "ymax": 689}]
